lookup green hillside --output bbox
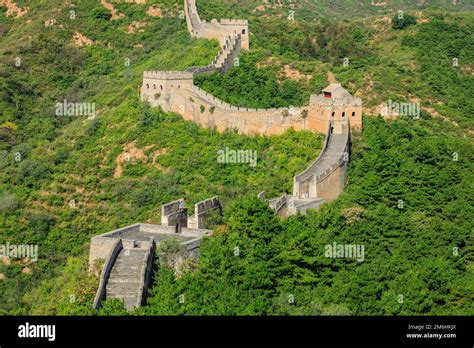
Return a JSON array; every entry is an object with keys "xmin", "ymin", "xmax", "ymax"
[
  {"xmin": 197, "ymin": 0, "xmax": 474, "ymax": 21},
  {"xmin": 0, "ymin": 0, "xmax": 472, "ymax": 315}
]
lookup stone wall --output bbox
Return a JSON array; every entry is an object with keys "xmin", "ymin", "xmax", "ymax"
[
  {"xmin": 293, "ymin": 120, "xmax": 350, "ymax": 203},
  {"xmin": 161, "ymin": 198, "xmax": 188, "ymax": 232},
  {"xmin": 314, "ymin": 163, "xmax": 347, "ymax": 202},
  {"xmin": 90, "ymin": 223, "xmax": 212, "ymax": 309},
  {"xmin": 308, "ymin": 94, "xmax": 362, "ymax": 132},
  {"xmin": 89, "ymin": 225, "xmax": 138, "ymax": 266},
  {"xmin": 92, "ymin": 239, "xmax": 123, "ymax": 309},
  {"xmin": 184, "ymin": 0, "xmax": 249, "ymax": 50},
  {"xmin": 141, "ymin": 1, "xmax": 362, "ymax": 136},
  {"xmin": 142, "ymin": 79, "xmax": 313, "ymax": 135},
  {"xmin": 141, "ymin": 71, "xmax": 362, "ymax": 136},
  {"xmin": 140, "ymin": 0, "xmax": 363, "ymax": 217},
  {"xmin": 137, "ymin": 240, "xmax": 155, "ymax": 308},
  {"xmin": 188, "ymin": 196, "xmax": 222, "ymax": 229},
  {"xmin": 268, "ymin": 194, "xmax": 288, "ymax": 218}
]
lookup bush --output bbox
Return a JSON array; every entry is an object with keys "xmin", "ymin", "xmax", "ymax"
[
  {"xmin": 392, "ymin": 13, "xmax": 417, "ymax": 30},
  {"xmin": 130, "ymin": 187, "xmax": 155, "ymax": 207},
  {"xmin": 0, "ymin": 192, "xmax": 19, "ymax": 214},
  {"xmin": 93, "ymin": 8, "xmax": 112, "ymax": 21},
  {"xmin": 17, "ymin": 159, "xmax": 50, "ymax": 184}
]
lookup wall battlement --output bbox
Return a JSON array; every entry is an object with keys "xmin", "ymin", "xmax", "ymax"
[
  {"xmin": 143, "ymin": 71, "xmax": 194, "ymax": 80},
  {"xmin": 184, "ymin": 0, "xmax": 249, "ymax": 51},
  {"xmin": 310, "ymin": 94, "xmax": 362, "ymax": 107},
  {"xmin": 141, "ymin": 71, "xmax": 359, "ymax": 136},
  {"xmin": 141, "ymin": 0, "xmax": 362, "ymax": 216},
  {"xmin": 220, "ymin": 18, "xmax": 249, "ymax": 25}
]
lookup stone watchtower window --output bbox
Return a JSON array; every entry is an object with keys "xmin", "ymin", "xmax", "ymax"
[
  {"xmin": 242, "ymin": 29, "xmax": 246, "ymax": 34},
  {"xmin": 331, "ymin": 112, "xmax": 335, "ymax": 117},
  {"xmin": 352, "ymin": 112, "xmax": 355, "ymax": 117},
  {"xmin": 146, "ymin": 84, "xmax": 149, "ymax": 89},
  {"xmin": 153, "ymin": 84, "xmax": 156, "ymax": 89},
  {"xmin": 342, "ymin": 112, "xmax": 345, "ymax": 117},
  {"xmin": 324, "ymin": 92, "xmax": 332, "ymax": 98}
]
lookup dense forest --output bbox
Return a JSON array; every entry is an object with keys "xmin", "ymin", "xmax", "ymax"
[{"xmin": 0, "ymin": 0, "xmax": 472, "ymax": 315}]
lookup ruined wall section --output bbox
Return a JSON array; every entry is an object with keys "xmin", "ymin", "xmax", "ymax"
[
  {"xmin": 188, "ymin": 196, "xmax": 222, "ymax": 229},
  {"xmin": 161, "ymin": 198, "xmax": 188, "ymax": 232}
]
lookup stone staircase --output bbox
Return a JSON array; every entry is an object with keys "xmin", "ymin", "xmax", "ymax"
[
  {"xmin": 185, "ymin": 0, "xmax": 202, "ymax": 33},
  {"xmin": 213, "ymin": 35, "xmax": 241, "ymax": 70},
  {"xmin": 186, "ymin": 34, "xmax": 241, "ymax": 75},
  {"xmin": 105, "ymin": 245, "xmax": 150, "ymax": 310},
  {"xmin": 265, "ymin": 120, "xmax": 350, "ymax": 216},
  {"xmin": 91, "ymin": 225, "xmax": 211, "ymax": 311},
  {"xmin": 311, "ymin": 133, "xmax": 347, "ymax": 178}
]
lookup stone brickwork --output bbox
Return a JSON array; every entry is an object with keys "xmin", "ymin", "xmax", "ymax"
[
  {"xmin": 90, "ymin": 223, "xmax": 212, "ymax": 310},
  {"xmin": 292, "ymin": 120, "xmax": 350, "ymax": 202},
  {"xmin": 140, "ymin": 0, "xmax": 363, "ymax": 216},
  {"xmin": 142, "ymin": 75, "xmax": 361, "ymax": 136},
  {"xmin": 161, "ymin": 198, "xmax": 188, "ymax": 233},
  {"xmin": 188, "ymin": 196, "xmax": 222, "ymax": 229},
  {"xmin": 141, "ymin": 1, "xmax": 362, "ymax": 136},
  {"xmin": 184, "ymin": 0, "xmax": 249, "ymax": 50},
  {"xmin": 89, "ymin": 225, "xmax": 137, "ymax": 267}
]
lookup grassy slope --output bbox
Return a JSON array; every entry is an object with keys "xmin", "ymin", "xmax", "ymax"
[{"xmin": 199, "ymin": 0, "xmax": 473, "ymax": 20}]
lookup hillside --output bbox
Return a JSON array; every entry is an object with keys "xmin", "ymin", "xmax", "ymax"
[
  {"xmin": 0, "ymin": 0, "xmax": 473, "ymax": 316},
  {"xmin": 196, "ymin": 0, "xmax": 474, "ymax": 21}
]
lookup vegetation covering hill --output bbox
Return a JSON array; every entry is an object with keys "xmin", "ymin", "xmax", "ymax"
[
  {"xmin": 198, "ymin": 0, "xmax": 474, "ymax": 21},
  {"xmin": 0, "ymin": 0, "xmax": 472, "ymax": 316}
]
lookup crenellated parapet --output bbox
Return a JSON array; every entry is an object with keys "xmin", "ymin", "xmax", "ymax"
[
  {"xmin": 184, "ymin": 0, "xmax": 249, "ymax": 51},
  {"xmin": 292, "ymin": 120, "xmax": 350, "ymax": 202},
  {"xmin": 143, "ymin": 71, "xmax": 194, "ymax": 80},
  {"xmin": 141, "ymin": 70, "xmax": 361, "ymax": 137},
  {"xmin": 220, "ymin": 19, "xmax": 249, "ymax": 26},
  {"xmin": 140, "ymin": 1, "xmax": 362, "ymax": 217}
]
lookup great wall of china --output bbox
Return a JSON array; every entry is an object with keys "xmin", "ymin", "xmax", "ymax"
[{"xmin": 90, "ymin": 0, "xmax": 362, "ymax": 310}]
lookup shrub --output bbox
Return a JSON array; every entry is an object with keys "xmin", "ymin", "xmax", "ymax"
[
  {"xmin": 392, "ymin": 13, "xmax": 417, "ymax": 30},
  {"xmin": 93, "ymin": 8, "xmax": 112, "ymax": 21},
  {"xmin": 17, "ymin": 159, "xmax": 49, "ymax": 183},
  {"xmin": 0, "ymin": 192, "xmax": 19, "ymax": 214}
]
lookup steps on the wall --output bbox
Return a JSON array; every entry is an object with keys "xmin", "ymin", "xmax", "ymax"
[
  {"xmin": 105, "ymin": 247, "xmax": 147, "ymax": 310},
  {"xmin": 310, "ymin": 133, "xmax": 347, "ymax": 178},
  {"xmin": 185, "ymin": 34, "xmax": 242, "ymax": 75}
]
